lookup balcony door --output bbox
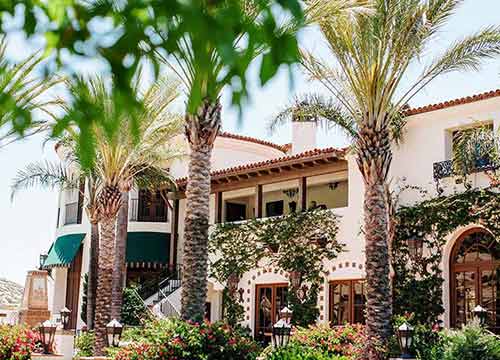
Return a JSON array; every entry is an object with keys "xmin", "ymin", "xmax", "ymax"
[
  {"xmin": 255, "ymin": 283, "xmax": 288, "ymax": 342},
  {"xmin": 451, "ymin": 229, "xmax": 500, "ymax": 333}
]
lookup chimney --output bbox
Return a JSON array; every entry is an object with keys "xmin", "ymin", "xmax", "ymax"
[{"xmin": 292, "ymin": 121, "xmax": 317, "ymax": 154}]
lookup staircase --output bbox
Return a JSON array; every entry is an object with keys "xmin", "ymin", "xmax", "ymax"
[{"xmin": 137, "ymin": 264, "xmax": 183, "ymax": 319}]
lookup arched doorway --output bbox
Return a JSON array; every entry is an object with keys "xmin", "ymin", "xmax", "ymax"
[{"xmin": 450, "ymin": 228, "xmax": 500, "ymax": 333}]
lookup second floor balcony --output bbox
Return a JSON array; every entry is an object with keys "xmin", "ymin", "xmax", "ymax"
[
  {"xmin": 130, "ymin": 190, "xmax": 168, "ymax": 223},
  {"xmin": 433, "ymin": 157, "xmax": 497, "ymax": 181}
]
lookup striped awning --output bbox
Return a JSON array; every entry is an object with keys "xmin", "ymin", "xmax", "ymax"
[
  {"xmin": 126, "ymin": 232, "xmax": 170, "ymax": 268},
  {"xmin": 43, "ymin": 233, "xmax": 85, "ymax": 269}
]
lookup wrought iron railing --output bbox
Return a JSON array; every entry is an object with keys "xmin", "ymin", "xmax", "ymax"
[
  {"xmin": 433, "ymin": 158, "xmax": 497, "ymax": 180},
  {"xmin": 136, "ymin": 264, "xmax": 182, "ymax": 302},
  {"xmin": 130, "ymin": 198, "xmax": 168, "ymax": 222},
  {"xmin": 157, "ymin": 264, "xmax": 183, "ymax": 302}
]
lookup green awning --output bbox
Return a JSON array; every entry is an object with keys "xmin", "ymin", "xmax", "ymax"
[
  {"xmin": 44, "ymin": 233, "xmax": 86, "ymax": 268},
  {"xmin": 126, "ymin": 232, "xmax": 170, "ymax": 266}
]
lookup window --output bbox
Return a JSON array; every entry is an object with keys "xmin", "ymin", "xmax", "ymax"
[
  {"xmin": 451, "ymin": 124, "xmax": 494, "ymax": 169},
  {"xmin": 131, "ymin": 190, "xmax": 168, "ymax": 222},
  {"xmin": 265, "ymin": 200, "xmax": 284, "ymax": 217},
  {"xmin": 329, "ymin": 280, "xmax": 366, "ymax": 325},
  {"xmin": 451, "ymin": 229, "xmax": 499, "ymax": 333},
  {"xmin": 225, "ymin": 202, "xmax": 247, "ymax": 222}
]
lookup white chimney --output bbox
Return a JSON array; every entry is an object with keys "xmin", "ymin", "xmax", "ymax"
[{"xmin": 292, "ymin": 121, "xmax": 317, "ymax": 154}]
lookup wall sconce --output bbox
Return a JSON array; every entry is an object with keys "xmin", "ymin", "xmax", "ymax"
[
  {"xmin": 407, "ymin": 236, "xmax": 424, "ymax": 258},
  {"xmin": 283, "ymin": 188, "xmax": 299, "ymax": 199},
  {"xmin": 328, "ymin": 182, "xmax": 339, "ymax": 190}
]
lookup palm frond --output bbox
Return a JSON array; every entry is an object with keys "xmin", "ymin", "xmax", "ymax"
[
  {"xmin": 270, "ymin": 93, "xmax": 358, "ymax": 139},
  {"xmin": 399, "ymin": 26, "xmax": 500, "ymax": 107},
  {"xmin": 0, "ymin": 38, "xmax": 63, "ymax": 148},
  {"xmin": 11, "ymin": 161, "xmax": 79, "ymax": 201}
]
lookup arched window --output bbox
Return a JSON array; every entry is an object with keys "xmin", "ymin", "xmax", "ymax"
[{"xmin": 450, "ymin": 229, "xmax": 500, "ymax": 333}]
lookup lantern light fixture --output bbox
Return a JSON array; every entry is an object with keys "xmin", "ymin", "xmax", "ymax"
[
  {"xmin": 60, "ymin": 307, "xmax": 71, "ymax": 330},
  {"xmin": 106, "ymin": 319, "xmax": 123, "ymax": 347},
  {"xmin": 272, "ymin": 319, "xmax": 291, "ymax": 348},
  {"xmin": 407, "ymin": 236, "xmax": 424, "ymax": 258},
  {"xmin": 473, "ymin": 305, "xmax": 488, "ymax": 326},
  {"xmin": 279, "ymin": 307, "xmax": 293, "ymax": 324},
  {"xmin": 397, "ymin": 322, "xmax": 414, "ymax": 359},
  {"xmin": 39, "ymin": 253, "xmax": 48, "ymax": 270},
  {"xmin": 38, "ymin": 320, "xmax": 57, "ymax": 354}
]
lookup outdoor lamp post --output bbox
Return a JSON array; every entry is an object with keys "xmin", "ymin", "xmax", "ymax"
[
  {"xmin": 473, "ymin": 305, "xmax": 488, "ymax": 326},
  {"xmin": 279, "ymin": 307, "xmax": 293, "ymax": 325},
  {"xmin": 39, "ymin": 253, "xmax": 48, "ymax": 270},
  {"xmin": 39, "ymin": 320, "xmax": 57, "ymax": 354},
  {"xmin": 60, "ymin": 307, "xmax": 71, "ymax": 330},
  {"xmin": 106, "ymin": 319, "xmax": 123, "ymax": 347},
  {"xmin": 272, "ymin": 319, "xmax": 291, "ymax": 348},
  {"xmin": 397, "ymin": 322, "xmax": 414, "ymax": 359}
]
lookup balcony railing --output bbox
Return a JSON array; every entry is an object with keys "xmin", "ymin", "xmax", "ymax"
[
  {"xmin": 433, "ymin": 158, "xmax": 497, "ymax": 181},
  {"xmin": 64, "ymin": 202, "xmax": 81, "ymax": 225},
  {"xmin": 130, "ymin": 198, "xmax": 168, "ymax": 223}
]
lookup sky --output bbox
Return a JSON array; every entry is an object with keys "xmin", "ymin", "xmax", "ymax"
[{"xmin": 1, "ymin": 0, "xmax": 500, "ymax": 285}]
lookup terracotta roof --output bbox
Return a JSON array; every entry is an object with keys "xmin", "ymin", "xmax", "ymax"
[
  {"xmin": 405, "ymin": 89, "xmax": 500, "ymax": 116},
  {"xmin": 219, "ymin": 132, "xmax": 289, "ymax": 153},
  {"xmin": 176, "ymin": 146, "xmax": 346, "ymax": 186}
]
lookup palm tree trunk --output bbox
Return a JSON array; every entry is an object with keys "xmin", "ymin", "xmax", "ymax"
[
  {"xmin": 86, "ymin": 221, "xmax": 99, "ymax": 329},
  {"xmin": 94, "ymin": 217, "xmax": 116, "ymax": 355},
  {"xmin": 180, "ymin": 99, "xmax": 221, "ymax": 322},
  {"xmin": 357, "ymin": 123, "xmax": 393, "ymax": 359},
  {"xmin": 111, "ymin": 191, "xmax": 129, "ymax": 320},
  {"xmin": 363, "ymin": 182, "xmax": 392, "ymax": 357}
]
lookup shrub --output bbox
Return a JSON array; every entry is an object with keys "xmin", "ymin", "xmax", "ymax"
[
  {"xmin": 442, "ymin": 324, "xmax": 500, "ymax": 360},
  {"xmin": 121, "ymin": 286, "xmax": 151, "ymax": 326},
  {"xmin": 74, "ymin": 331, "xmax": 95, "ymax": 358},
  {"xmin": 291, "ymin": 324, "xmax": 368, "ymax": 359},
  {"xmin": 264, "ymin": 343, "xmax": 349, "ymax": 360},
  {"xmin": 0, "ymin": 325, "xmax": 37, "ymax": 360},
  {"xmin": 112, "ymin": 318, "xmax": 261, "ymax": 360}
]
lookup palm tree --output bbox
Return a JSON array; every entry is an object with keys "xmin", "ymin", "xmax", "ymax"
[
  {"xmin": 273, "ymin": 1, "xmax": 500, "ymax": 356},
  {"xmin": 11, "ymin": 136, "xmax": 102, "ymax": 330},
  {"xmin": 0, "ymin": 38, "xmax": 61, "ymax": 149},
  {"xmin": 69, "ymin": 76, "xmax": 183, "ymax": 355},
  {"xmin": 155, "ymin": 0, "xmax": 306, "ymax": 322}
]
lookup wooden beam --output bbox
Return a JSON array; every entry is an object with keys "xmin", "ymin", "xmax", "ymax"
[
  {"xmin": 215, "ymin": 192, "xmax": 223, "ymax": 223},
  {"xmin": 300, "ymin": 177, "xmax": 307, "ymax": 211},
  {"xmin": 255, "ymin": 185, "xmax": 263, "ymax": 218}
]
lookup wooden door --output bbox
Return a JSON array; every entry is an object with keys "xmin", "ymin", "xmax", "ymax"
[{"xmin": 65, "ymin": 245, "xmax": 83, "ymax": 329}]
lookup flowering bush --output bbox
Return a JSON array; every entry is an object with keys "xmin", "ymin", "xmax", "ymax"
[
  {"xmin": 289, "ymin": 324, "xmax": 368, "ymax": 359},
  {"xmin": 265, "ymin": 343, "xmax": 349, "ymax": 360},
  {"xmin": 0, "ymin": 325, "xmax": 37, "ymax": 360},
  {"xmin": 113, "ymin": 318, "xmax": 261, "ymax": 360},
  {"xmin": 75, "ymin": 331, "xmax": 95, "ymax": 358}
]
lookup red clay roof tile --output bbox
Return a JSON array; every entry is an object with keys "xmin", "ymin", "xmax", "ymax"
[{"xmin": 405, "ymin": 89, "xmax": 500, "ymax": 116}]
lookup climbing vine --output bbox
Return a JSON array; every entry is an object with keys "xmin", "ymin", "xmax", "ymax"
[
  {"xmin": 392, "ymin": 187, "xmax": 500, "ymax": 325},
  {"xmin": 209, "ymin": 209, "xmax": 343, "ymax": 327}
]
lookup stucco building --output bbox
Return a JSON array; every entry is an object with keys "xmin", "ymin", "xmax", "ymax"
[{"xmin": 40, "ymin": 89, "xmax": 500, "ymax": 336}]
